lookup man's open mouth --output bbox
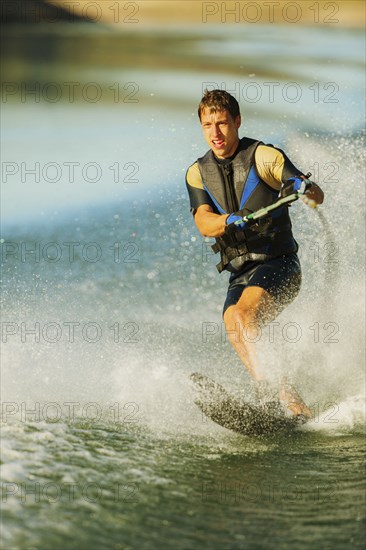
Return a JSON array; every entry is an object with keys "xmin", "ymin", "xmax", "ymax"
[{"xmin": 212, "ymin": 139, "xmax": 225, "ymax": 147}]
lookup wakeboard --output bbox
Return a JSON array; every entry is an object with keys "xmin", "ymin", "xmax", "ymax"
[{"xmin": 190, "ymin": 373, "xmax": 305, "ymax": 436}]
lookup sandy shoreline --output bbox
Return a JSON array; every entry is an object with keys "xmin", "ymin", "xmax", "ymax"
[{"xmin": 46, "ymin": 0, "xmax": 365, "ymax": 29}]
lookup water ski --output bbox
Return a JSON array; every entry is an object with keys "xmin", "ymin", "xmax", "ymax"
[{"xmin": 190, "ymin": 373, "xmax": 304, "ymax": 436}]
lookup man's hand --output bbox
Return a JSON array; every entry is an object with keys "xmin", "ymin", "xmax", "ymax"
[
  {"xmin": 280, "ymin": 176, "xmax": 308, "ymax": 197},
  {"xmin": 226, "ymin": 212, "xmax": 246, "ymax": 229},
  {"xmin": 303, "ymin": 183, "xmax": 324, "ymax": 206},
  {"xmin": 281, "ymin": 176, "xmax": 324, "ymax": 206}
]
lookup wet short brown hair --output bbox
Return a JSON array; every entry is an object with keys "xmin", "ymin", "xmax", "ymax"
[{"xmin": 198, "ymin": 89, "xmax": 240, "ymax": 121}]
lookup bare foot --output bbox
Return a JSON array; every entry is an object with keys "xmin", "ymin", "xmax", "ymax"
[{"xmin": 279, "ymin": 381, "xmax": 312, "ymax": 419}]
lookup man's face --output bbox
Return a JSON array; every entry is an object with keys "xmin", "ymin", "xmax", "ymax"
[{"xmin": 200, "ymin": 108, "xmax": 241, "ymax": 158}]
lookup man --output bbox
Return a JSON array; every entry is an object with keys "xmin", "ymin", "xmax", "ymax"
[{"xmin": 186, "ymin": 89, "xmax": 324, "ymax": 421}]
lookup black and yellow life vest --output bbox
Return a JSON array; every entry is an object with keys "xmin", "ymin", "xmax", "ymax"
[{"xmin": 197, "ymin": 138, "xmax": 298, "ymax": 273}]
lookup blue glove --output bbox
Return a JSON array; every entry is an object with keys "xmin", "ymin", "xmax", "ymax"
[
  {"xmin": 288, "ymin": 176, "xmax": 307, "ymax": 193},
  {"xmin": 226, "ymin": 212, "xmax": 246, "ymax": 230},
  {"xmin": 280, "ymin": 176, "xmax": 311, "ymax": 198}
]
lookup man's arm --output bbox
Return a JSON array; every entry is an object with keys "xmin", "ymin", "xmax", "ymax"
[
  {"xmin": 255, "ymin": 145, "xmax": 324, "ymax": 205},
  {"xmin": 186, "ymin": 162, "xmax": 229, "ymax": 237},
  {"xmin": 194, "ymin": 205, "xmax": 228, "ymax": 237}
]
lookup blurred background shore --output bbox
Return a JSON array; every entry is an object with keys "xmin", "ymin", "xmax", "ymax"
[{"xmin": 1, "ymin": 0, "xmax": 364, "ymax": 27}]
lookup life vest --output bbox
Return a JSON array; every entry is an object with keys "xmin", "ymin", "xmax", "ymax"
[{"xmin": 197, "ymin": 137, "xmax": 298, "ymax": 273}]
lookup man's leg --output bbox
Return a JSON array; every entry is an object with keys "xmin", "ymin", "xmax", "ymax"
[
  {"xmin": 223, "ymin": 286, "xmax": 276, "ymax": 381},
  {"xmin": 224, "ymin": 286, "xmax": 276, "ymax": 382},
  {"xmin": 223, "ymin": 285, "xmax": 312, "ymax": 418}
]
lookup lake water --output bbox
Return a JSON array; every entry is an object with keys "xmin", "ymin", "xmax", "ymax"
[{"xmin": 1, "ymin": 22, "xmax": 365, "ymax": 549}]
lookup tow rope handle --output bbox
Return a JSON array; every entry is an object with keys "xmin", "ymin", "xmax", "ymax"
[{"xmin": 234, "ymin": 172, "xmax": 316, "ymax": 226}]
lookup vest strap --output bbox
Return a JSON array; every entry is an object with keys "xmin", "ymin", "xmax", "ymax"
[{"xmin": 213, "ymin": 224, "xmax": 295, "ymax": 273}]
